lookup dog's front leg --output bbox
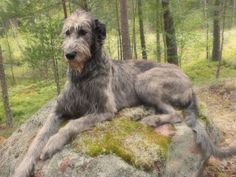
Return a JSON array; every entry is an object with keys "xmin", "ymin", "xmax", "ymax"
[
  {"xmin": 13, "ymin": 111, "xmax": 62, "ymax": 177},
  {"xmin": 40, "ymin": 112, "xmax": 114, "ymax": 160}
]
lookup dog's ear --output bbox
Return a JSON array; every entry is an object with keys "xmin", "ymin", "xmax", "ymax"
[{"xmin": 94, "ymin": 19, "xmax": 106, "ymax": 42}]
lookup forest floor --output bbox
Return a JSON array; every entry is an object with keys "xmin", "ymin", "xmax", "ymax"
[{"xmin": 198, "ymin": 78, "xmax": 236, "ymax": 177}]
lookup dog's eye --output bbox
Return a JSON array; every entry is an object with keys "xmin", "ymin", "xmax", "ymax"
[
  {"xmin": 65, "ymin": 30, "xmax": 70, "ymax": 36},
  {"xmin": 78, "ymin": 29, "xmax": 87, "ymax": 36}
]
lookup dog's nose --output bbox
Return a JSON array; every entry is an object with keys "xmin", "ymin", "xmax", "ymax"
[{"xmin": 65, "ymin": 51, "xmax": 77, "ymax": 60}]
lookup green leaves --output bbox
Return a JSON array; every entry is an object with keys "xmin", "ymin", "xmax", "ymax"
[{"xmin": 23, "ymin": 15, "xmax": 63, "ymax": 78}]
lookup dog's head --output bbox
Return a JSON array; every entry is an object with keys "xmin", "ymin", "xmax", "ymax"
[{"xmin": 62, "ymin": 10, "xmax": 106, "ymax": 72}]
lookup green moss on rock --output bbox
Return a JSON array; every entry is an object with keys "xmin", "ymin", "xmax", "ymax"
[{"xmin": 72, "ymin": 113, "xmax": 170, "ymax": 171}]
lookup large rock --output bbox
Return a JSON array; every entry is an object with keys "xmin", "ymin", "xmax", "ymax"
[
  {"xmin": 34, "ymin": 150, "xmax": 155, "ymax": 177},
  {"xmin": 0, "ymin": 101, "xmax": 217, "ymax": 177}
]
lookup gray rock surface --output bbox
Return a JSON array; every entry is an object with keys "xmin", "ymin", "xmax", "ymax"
[
  {"xmin": 34, "ymin": 150, "xmax": 156, "ymax": 177},
  {"xmin": 0, "ymin": 101, "xmax": 217, "ymax": 177},
  {"xmin": 164, "ymin": 124, "xmax": 205, "ymax": 177}
]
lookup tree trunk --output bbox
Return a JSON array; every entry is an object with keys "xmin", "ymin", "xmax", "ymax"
[
  {"xmin": 116, "ymin": 0, "xmax": 123, "ymax": 60},
  {"xmin": 9, "ymin": 20, "xmax": 24, "ymax": 53},
  {"xmin": 52, "ymin": 55, "xmax": 60, "ymax": 95},
  {"xmin": 107, "ymin": 34, "xmax": 112, "ymax": 55},
  {"xmin": 161, "ymin": 6, "xmax": 167, "ymax": 63},
  {"xmin": 5, "ymin": 33, "xmax": 16, "ymax": 85},
  {"xmin": 156, "ymin": 0, "xmax": 161, "ymax": 62},
  {"xmin": 68, "ymin": 0, "xmax": 72, "ymax": 14},
  {"xmin": 203, "ymin": 0, "xmax": 209, "ymax": 60},
  {"xmin": 132, "ymin": 0, "xmax": 138, "ymax": 59},
  {"xmin": 49, "ymin": 17, "xmax": 61, "ymax": 95},
  {"xmin": 161, "ymin": 0, "xmax": 178, "ymax": 65},
  {"xmin": 137, "ymin": 0, "xmax": 147, "ymax": 60},
  {"xmin": 61, "ymin": 0, "xmax": 68, "ymax": 19},
  {"xmin": 229, "ymin": 0, "xmax": 236, "ymax": 28},
  {"xmin": 216, "ymin": 0, "xmax": 226, "ymax": 79},
  {"xmin": 233, "ymin": 0, "xmax": 236, "ymax": 25},
  {"xmin": 119, "ymin": 0, "xmax": 131, "ymax": 60},
  {"xmin": 0, "ymin": 46, "xmax": 13, "ymax": 128},
  {"xmin": 212, "ymin": 0, "xmax": 221, "ymax": 61}
]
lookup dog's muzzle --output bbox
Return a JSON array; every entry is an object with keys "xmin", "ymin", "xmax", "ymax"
[{"xmin": 65, "ymin": 51, "xmax": 77, "ymax": 60}]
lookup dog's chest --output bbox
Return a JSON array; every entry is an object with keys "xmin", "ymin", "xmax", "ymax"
[{"xmin": 57, "ymin": 81, "xmax": 107, "ymax": 117}]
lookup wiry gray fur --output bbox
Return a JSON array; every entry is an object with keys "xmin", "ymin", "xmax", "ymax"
[{"xmin": 13, "ymin": 10, "xmax": 236, "ymax": 177}]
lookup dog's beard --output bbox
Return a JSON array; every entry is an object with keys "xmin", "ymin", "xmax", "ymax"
[
  {"xmin": 64, "ymin": 52, "xmax": 89, "ymax": 73},
  {"xmin": 67, "ymin": 60, "xmax": 84, "ymax": 73}
]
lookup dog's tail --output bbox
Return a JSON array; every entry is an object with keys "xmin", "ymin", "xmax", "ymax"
[{"xmin": 185, "ymin": 90, "xmax": 236, "ymax": 159}]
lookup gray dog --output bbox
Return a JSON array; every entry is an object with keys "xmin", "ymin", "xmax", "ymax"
[{"xmin": 13, "ymin": 10, "xmax": 236, "ymax": 177}]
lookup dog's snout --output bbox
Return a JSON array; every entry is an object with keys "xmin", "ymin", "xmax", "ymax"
[{"xmin": 65, "ymin": 51, "xmax": 77, "ymax": 60}]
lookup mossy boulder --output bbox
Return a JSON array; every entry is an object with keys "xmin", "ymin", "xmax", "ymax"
[
  {"xmin": 72, "ymin": 107, "xmax": 170, "ymax": 171},
  {"xmin": 0, "ymin": 100, "xmax": 218, "ymax": 177}
]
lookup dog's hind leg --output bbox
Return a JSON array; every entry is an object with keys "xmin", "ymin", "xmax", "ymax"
[
  {"xmin": 135, "ymin": 82, "xmax": 183, "ymax": 127},
  {"xmin": 140, "ymin": 112, "xmax": 182, "ymax": 127},
  {"xmin": 40, "ymin": 112, "xmax": 114, "ymax": 160},
  {"xmin": 135, "ymin": 73, "xmax": 183, "ymax": 127}
]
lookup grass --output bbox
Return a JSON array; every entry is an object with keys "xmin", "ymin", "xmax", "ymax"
[
  {"xmin": 183, "ymin": 59, "xmax": 236, "ymax": 85},
  {"xmin": 0, "ymin": 81, "xmax": 57, "ymax": 125},
  {"xmin": 73, "ymin": 115, "xmax": 170, "ymax": 171},
  {"xmin": 180, "ymin": 28, "xmax": 236, "ymax": 85}
]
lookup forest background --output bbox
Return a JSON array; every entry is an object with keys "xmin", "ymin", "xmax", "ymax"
[{"xmin": 0, "ymin": 0, "xmax": 236, "ymax": 131}]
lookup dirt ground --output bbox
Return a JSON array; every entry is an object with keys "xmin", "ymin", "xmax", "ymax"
[{"xmin": 197, "ymin": 79, "xmax": 236, "ymax": 177}]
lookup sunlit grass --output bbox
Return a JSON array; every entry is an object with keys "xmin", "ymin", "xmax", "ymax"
[
  {"xmin": 223, "ymin": 27, "xmax": 236, "ymax": 55},
  {"xmin": 0, "ymin": 81, "xmax": 57, "ymax": 124},
  {"xmin": 183, "ymin": 59, "xmax": 236, "ymax": 85}
]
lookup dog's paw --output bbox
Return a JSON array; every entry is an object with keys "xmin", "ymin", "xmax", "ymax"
[
  {"xmin": 170, "ymin": 111, "xmax": 183, "ymax": 123},
  {"xmin": 40, "ymin": 134, "xmax": 65, "ymax": 160},
  {"xmin": 40, "ymin": 149, "xmax": 52, "ymax": 161},
  {"xmin": 141, "ymin": 115, "xmax": 160, "ymax": 127},
  {"xmin": 12, "ymin": 170, "xmax": 29, "ymax": 177},
  {"xmin": 13, "ymin": 158, "xmax": 35, "ymax": 177}
]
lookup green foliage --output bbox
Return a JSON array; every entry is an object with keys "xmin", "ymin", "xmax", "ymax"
[
  {"xmin": 73, "ymin": 116, "xmax": 170, "ymax": 170},
  {"xmin": 1, "ymin": 0, "xmax": 25, "ymax": 20},
  {"xmin": 23, "ymin": 15, "xmax": 63, "ymax": 78},
  {"xmin": 0, "ymin": 81, "xmax": 57, "ymax": 124}
]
